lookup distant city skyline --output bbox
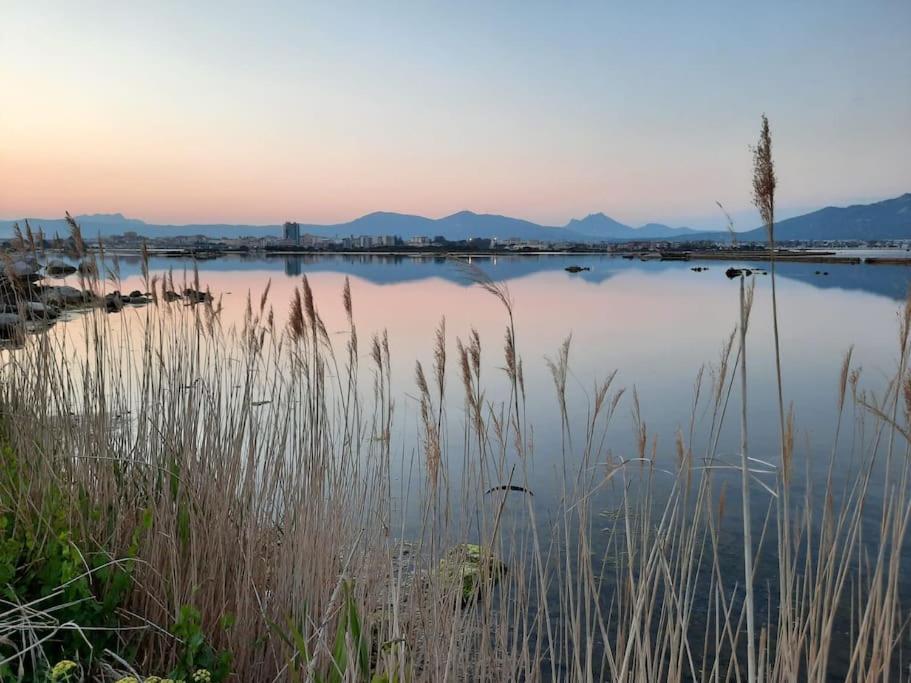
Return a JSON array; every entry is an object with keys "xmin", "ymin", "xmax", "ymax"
[{"xmin": 2, "ymin": 1, "xmax": 909, "ymax": 230}]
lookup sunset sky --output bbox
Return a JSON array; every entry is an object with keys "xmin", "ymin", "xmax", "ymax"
[{"xmin": 2, "ymin": 1, "xmax": 909, "ymax": 229}]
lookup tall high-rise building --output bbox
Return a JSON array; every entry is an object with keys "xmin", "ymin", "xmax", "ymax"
[{"xmin": 283, "ymin": 221, "xmax": 300, "ymax": 243}]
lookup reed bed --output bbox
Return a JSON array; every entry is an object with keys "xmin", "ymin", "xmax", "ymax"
[{"xmin": 0, "ymin": 248, "xmax": 907, "ymax": 682}]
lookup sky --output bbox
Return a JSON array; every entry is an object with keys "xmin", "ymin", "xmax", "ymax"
[{"xmin": 1, "ymin": 1, "xmax": 909, "ymax": 230}]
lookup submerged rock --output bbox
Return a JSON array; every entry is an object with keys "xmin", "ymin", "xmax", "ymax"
[
  {"xmin": 565, "ymin": 265, "xmax": 590, "ymax": 273},
  {"xmin": 437, "ymin": 544, "xmax": 507, "ymax": 604}
]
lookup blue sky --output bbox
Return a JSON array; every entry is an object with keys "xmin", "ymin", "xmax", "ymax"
[{"xmin": 1, "ymin": 0, "xmax": 909, "ymax": 229}]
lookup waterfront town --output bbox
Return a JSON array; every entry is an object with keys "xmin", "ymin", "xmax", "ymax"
[{"xmin": 18, "ymin": 219, "xmax": 907, "ymax": 259}]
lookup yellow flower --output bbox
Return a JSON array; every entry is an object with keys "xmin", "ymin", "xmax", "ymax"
[
  {"xmin": 50, "ymin": 660, "xmax": 78, "ymax": 681},
  {"xmin": 192, "ymin": 671, "xmax": 212, "ymax": 683},
  {"xmin": 114, "ymin": 678, "xmax": 139, "ymax": 683}
]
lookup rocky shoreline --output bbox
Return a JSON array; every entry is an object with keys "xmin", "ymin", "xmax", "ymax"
[{"xmin": 0, "ymin": 255, "xmax": 211, "ymax": 346}]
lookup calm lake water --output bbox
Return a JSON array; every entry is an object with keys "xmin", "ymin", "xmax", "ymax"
[
  {"xmin": 44, "ymin": 251, "xmax": 909, "ymax": 489},
  {"xmin": 26, "ymin": 251, "xmax": 911, "ymax": 674}
]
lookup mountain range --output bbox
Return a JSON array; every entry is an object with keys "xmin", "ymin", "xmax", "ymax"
[{"xmin": 1, "ymin": 193, "xmax": 908, "ymax": 243}]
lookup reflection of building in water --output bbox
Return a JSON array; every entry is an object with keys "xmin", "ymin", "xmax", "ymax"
[
  {"xmin": 339, "ymin": 235, "xmax": 400, "ymax": 249},
  {"xmin": 284, "ymin": 256, "xmax": 302, "ymax": 277},
  {"xmin": 283, "ymin": 221, "xmax": 300, "ymax": 243}
]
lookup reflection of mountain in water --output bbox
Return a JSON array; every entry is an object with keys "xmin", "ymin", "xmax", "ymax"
[
  {"xmin": 108, "ymin": 253, "xmax": 910, "ymax": 302},
  {"xmin": 280, "ymin": 254, "xmax": 911, "ymax": 301}
]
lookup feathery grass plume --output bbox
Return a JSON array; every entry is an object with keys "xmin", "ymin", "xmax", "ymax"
[
  {"xmin": 433, "ymin": 317, "xmax": 446, "ymax": 399},
  {"xmin": 503, "ymin": 326, "xmax": 517, "ymax": 386},
  {"xmin": 433, "ymin": 317, "xmax": 447, "ymax": 433},
  {"xmin": 839, "ymin": 346, "xmax": 855, "ymax": 414},
  {"xmin": 11, "ymin": 222, "xmax": 24, "ymax": 251},
  {"xmin": 64, "ymin": 212, "xmax": 86, "ymax": 257},
  {"xmin": 470, "ymin": 328, "xmax": 481, "ymax": 378},
  {"xmin": 259, "ymin": 278, "xmax": 271, "ymax": 313},
  {"xmin": 752, "ymin": 115, "xmax": 776, "ymax": 239},
  {"xmin": 140, "ymin": 241, "xmax": 150, "ymax": 287},
  {"xmin": 301, "ymin": 274, "xmax": 330, "ymax": 347},
  {"xmin": 24, "ymin": 220, "xmax": 36, "ymax": 253},
  {"xmin": 457, "ymin": 260, "xmax": 513, "ymax": 316},
  {"xmin": 288, "ymin": 287, "xmax": 306, "ymax": 341},
  {"xmin": 546, "ymin": 335, "xmax": 572, "ymax": 437},
  {"xmin": 343, "ymin": 276, "xmax": 353, "ymax": 321},
  {"xmin": 371, "ymin": 332, "xmax": 382, "ymax": 369},
  {"xmin": 716, "ymin": 201, "xmax": 737, "ymax": 247},
  {"xmin": 415, "ymin": 361, "xmax": 440, "ymax": 484}
]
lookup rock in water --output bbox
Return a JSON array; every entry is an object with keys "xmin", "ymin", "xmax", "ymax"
[
  {"xmin": 45, "ymin": 259, "xmax": 77, "ymax": 277},
  {"xmin": 183, "ymin": 288, "xmax": 212, "ymax": 303},
  {"xmin": 5, "ymin": 258, "xmax": 39, "ymax": 280},
  {"xmin": 105, "ymin": 292, "xmax": 124, "ymax": 312},
  {"xmin": 2, "ymin": 302, "xmax": 59, "ymax": 321},
  {"xmin": 42, "ymin": 285, "xmax": 88, "ymax": 307},
  {"xmin": 0, "ymin": 312, "xmax": 24, "ymax": 338},
  {"xmin": 437, "ymin": 544, "xmax": 507, "ymax": 604}
]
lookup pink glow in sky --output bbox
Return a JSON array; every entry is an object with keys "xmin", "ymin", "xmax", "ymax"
[{"xmin": 2, "ymin": 2, "xmax": 909, "ymax": 229}]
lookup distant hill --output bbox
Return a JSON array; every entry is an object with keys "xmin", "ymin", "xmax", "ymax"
[
  {"xmin": 565, "ymin": 213, "xmax": 697, "ymax": 239},
  {"xmin": 2, "ymin": 193, "xmax": 908, "ymax": 243},
  {"xmin": 734, "ymin": 193, "xmax": 911, "ymax": 242}
]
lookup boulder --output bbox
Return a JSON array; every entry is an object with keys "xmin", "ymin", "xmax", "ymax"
[
  {"xmin": 0, "ymin": 312, "xmax": 24, "ymax": 338},
  {"xmin": 105, "ymin": 292, "xmax": 124, "ymax": 312},
  {"xmin": 43, "ymin": 285, "xmax": 87, "ymax": 307},
  {"xmin": 5, "ymin": 258, "xmax": 39, "ymax": 279},
  {"xmin": 2, "ymin": 302, "xmax": 59, "ymax": 321}
]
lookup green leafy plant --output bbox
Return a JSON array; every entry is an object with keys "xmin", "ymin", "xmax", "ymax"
[
  {"xmin": 0, "ymin": 439, "xmax": 138, "ymax": 680},
  {"xmin": 169, "ymin": 606, "xmax": 232, "ymax": 682}
]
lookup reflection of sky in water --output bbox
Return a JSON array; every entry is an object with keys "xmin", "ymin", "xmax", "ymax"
[
  {"xmin": 46, "ymin": 253, "xmax": 905, "ymax": 493},
  {"xmin": 48, "ymin": 256, "xmax": 904, "ymax": 429},
  {"xmin": 36, "ymin": 253, "xmax": 911, "ymax": 661}
]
